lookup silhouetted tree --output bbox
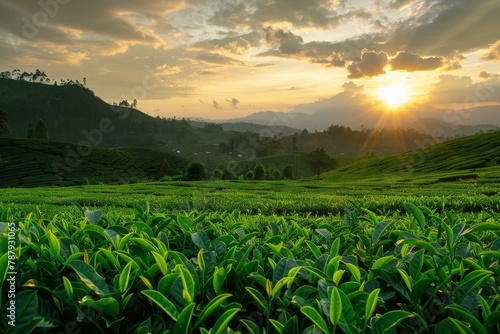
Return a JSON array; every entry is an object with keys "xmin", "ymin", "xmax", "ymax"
[
  {"xmin": 0, "ymin": 109, "xmax": 12, "ymax": 137},
  {"xmin": 33, "ymin": 119, "xmax": 49, "ymax": 140},
  {"xmin": 282, "ymin": 165, "xmax": 293, "ymax": 179},
  {"xmin": 304, "ymin": 148, "xmax": 337, "ymax": 178},
  {"xmin": 254, "ymin": 164, "xmax": 265, "ymax": 180},
  {"xmin": 131, "ymin": 99, "xmax": 138, "ymax": 109},
  {"xmin": 186, "ymin": 161, "xmax": 206, "ymax": 181},
  {"xmin": 27, "ymin": 122, "xmax": 35, "ymax": 138}
]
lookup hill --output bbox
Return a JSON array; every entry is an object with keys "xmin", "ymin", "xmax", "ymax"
[
  {"xmin": 231, "ymin": 108, "xmax": 500, "ymax": 136},
  {"xmin": 325, "ymin": 129, "xmax": 500, "ymax": 183},
  {"xmin": 0, "ymin": 137, "xmax": 190, "ymax": 187}
]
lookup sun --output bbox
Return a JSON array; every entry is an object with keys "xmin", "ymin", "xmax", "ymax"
[{"xmin": 377, "ymin": 84, "xmax": 411, "ymax": 109}]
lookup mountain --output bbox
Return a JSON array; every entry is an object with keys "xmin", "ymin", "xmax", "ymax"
[
  {"xmin": 0, "ymin": 137, "xmax": 190, "ymax": 187},
  {"xmin": 0, "ymin": 78, "xmax": 161, "ymax": 147},
  {"xmin": 230, "ymin": 106, "xmax": 500, "ymax": 136}
]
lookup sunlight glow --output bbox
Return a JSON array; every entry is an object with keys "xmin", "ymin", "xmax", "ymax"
[{"xmin": 377, "ymin": 84, "xmax": 411, "ymax": 109}]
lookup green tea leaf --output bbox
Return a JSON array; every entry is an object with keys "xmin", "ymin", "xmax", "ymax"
[
  {"xmin": 65, "ymin": 260, "xmax": 110, "ymax": 296},
  {"xmin": 0, "ymin": 290, "xmax": 43, "ymax": 334},
  {"xmin": 141, "ymin": 290, "xmax": 179, "ymax": 321},
  {"xmin": 173, "ymin": 303, "xmax": 195, "ymax": 334},
  {"xmin": 246, "ymin": 287, "xmax": 269, "ymax": 311},
  {"xmin": 300, "ymin": 306, "xmax": 329, "ymax": 334},
  {"xmin": 194, "ymin": 293, "xmax": 232, "ymax": 328},
  {"xmin": 372, "ymin": 220, "xmax": 393, "ymax": 244},
  {"xmin": 365, "ymin": 288, "xmax": 380, "ymax": 327},
  {"xmin": 80, "ymin": 295, "xmax": 119, "ymax": 317},
  {"xmin": 329, "ymin": 287, "xmax": 342, "ymax": 326},
  {"xmin": 371, "ymin": 310, "xmax": 413, "ymax": 334},
  {"xmin": 210, "ymin": 307, "xmax": 240, "ymax": 334},
  {"xmin": 404, "ymin": 203, "xmax": 425, "ymax": 231}
]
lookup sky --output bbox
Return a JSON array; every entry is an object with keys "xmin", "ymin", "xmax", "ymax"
[{"xmin": 1, "ymin": 0, "xmax": 500, "ymax": 121}]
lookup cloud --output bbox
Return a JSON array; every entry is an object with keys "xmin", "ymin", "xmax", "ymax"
[
  {"xmin": 347, "ymin": 50, "xmax": 388, "ymax": 79},
  {"xmin": 156, "ymin": 64, "xmax": 182, "ymax": 76},
  {"xmin": 390, "ymin": 51, "xmax": 443, "ymax": 71},
  {"xmin": 252, "ymin": 0, "xmax": 342, "ymax": 29},
  {"xmin": 207, "ymin": 2, "xmax": 251, "ymax": 29},
  {"xmin": 195, "ymin": 52, "xmax": 246, "ymax": 66},
  {"xmin": 264, "ymin": 27, "xmax": 304, "ymax": 55},
  {"xmin": 190, "ymin": 31, "xmax": 262, "ymax": 55},
  {"xmin": 310, "ymin": 52, "xmax": 345, "ymax": 67},
  {"xmin": 212, "ymin": 100, "xmax": 222, "ymax": 109},
  {"xmin": 226, "ymin": 98, "xmax": 239, "ymax": 108},
  {"xmin": 428, "ymin": 74, "xmax": 500, "ymax": 104},
  {"xmin": 383, "ymin": 0, "xmax": 500, "ymax": 56},
  {"xmin": 481, "ymin": 40, "xmax": 500, "ymax": 62},
  {"xmin": 479, "ymin": 71, "xmax": 500, "ymax": 79}
]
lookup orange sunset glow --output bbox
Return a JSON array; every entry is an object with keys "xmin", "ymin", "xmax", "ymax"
[{"xmin": 0, "ymin": 0, "xmax": 499, "ymax": 129}]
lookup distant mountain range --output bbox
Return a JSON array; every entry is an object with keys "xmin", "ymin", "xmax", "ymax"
[{"xmin": 222, "ymin": 106, "xmax": 500, "ymax": 137}]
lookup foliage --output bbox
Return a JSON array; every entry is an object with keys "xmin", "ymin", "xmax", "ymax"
[
  {"xmin": 282, "ymin": 165, "xmax": 293, "ymax": 179},
  {"xmin": 254, "ymin": 164, "xmax": 266, "ymax": 180},
  {"xmin": 304, "ymin": 148, "xmax": 338, "ymax": 177},
  {"xmin": 0, "ymin": 108, "xmax": 12, "ymax": 137},
  {"xmin": 1, "ymin": 203, "xmax": 499, "ymax": 333},
  {"xmin": 33, "ymin": 119, "xmax": 49, "ymax": 140},
  {"xmin": 186, "ymin": 161, "xmax": 206, "ymax": 181},
  {"xmin": 246, "ymin": 170, "xmax": 254, "ymax": 180},
  {"xmin": 0, "ymin": 137, "xmax": 189, "ymax": 187}
]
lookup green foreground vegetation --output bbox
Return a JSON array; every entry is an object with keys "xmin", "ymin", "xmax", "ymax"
[
  {"xmin": 1, "ymin": 202, "xmax": 499, "ymax": 333},
  {"xmin": 1, "ymin": 131, "xmax": 499, "ymax": 333}
]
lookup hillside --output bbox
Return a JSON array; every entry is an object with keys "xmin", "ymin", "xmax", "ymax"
[
  {"xmin": 325, "ymin": 130, "xmax": 500, "ymax": 182},
  {"xmin": 0, "ymin": 138, "xmax": 190, "ymax": 187}
]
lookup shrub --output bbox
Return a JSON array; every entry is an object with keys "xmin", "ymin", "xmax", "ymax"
[
  {"xmin": 212, "ymin": 168, "xmax": 222, "ymax": 179},
  {"xmin": 272, "ymin": 169, "xmax": 281, "ymax": 179},
  {"xmin": 254, "ymin": 164, "xmax": 265, "ymax": 180},
  {"xmin": 246, "ymin": 170, "xmax": 254, "ymax": 180},
  {"xmin": 283, "ymin": 165, "xmax": 293, "ymax": 179},
  {"xmin": 186, "ymin": 161, "xmax": 206, "ymax": 181}
]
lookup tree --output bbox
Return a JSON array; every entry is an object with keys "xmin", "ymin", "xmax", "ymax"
[
  {"xmin": 254, "ymin": 164, "xmax": 265, "ymax": 180},
  {"xmin": 282, "ymin": 165, "xmax": 293, "ymax": 179},
  {"xmin": 304, "ymin": 148, "xmax": 337, "ymax": 178},
  {"xmin": 0, "ymin": 109, "xmax": 12, "ymax": 137},
  {"xmin": 186, "ymin": 161, "xmax": 206, "ymax": 181},
  {"xmin": 33, "ymin": 119, "xmax": 49, "ymax": 140},
  {"xmin": 131, "ymin": 99, "xmax": 138, "ymax": 109},
  {"xmin": 27, "ymin": 122, "xmax": 35, "ymax": 138}
]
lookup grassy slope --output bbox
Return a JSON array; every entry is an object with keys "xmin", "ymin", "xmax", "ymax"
[
  {"xmin": 324, "ymin": 129, "xmax": 500, "ymax": 183},
  {"xmin": 0, "ymin": 137, "xmax": 190, "ymax": 187}
]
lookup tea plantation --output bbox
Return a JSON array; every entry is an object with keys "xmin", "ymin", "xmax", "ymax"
[{"xmin": 1, "ymin": 131, "xmax": 499, "ymax": 333}]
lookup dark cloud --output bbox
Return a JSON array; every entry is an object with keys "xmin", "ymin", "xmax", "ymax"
[
  {"xmin": 0, "ymin": 1, "xmax": 180, "ymax": 44},
  {"xmin": 264, "ymin": 27, "xmax": 304, "ymax": 55},
  {"xmin": 207, "ymin": 2, "xmax": 251, "ymax": 29},
  {"xmin": 310, "ymin": 52, "xmax": 345, "ymax": 67},
  {"xmin": 479, "ymin": 71, "xmax": 500, "ymax": 79},
  {"xmin": 383, "ymin": 0, "xmax": 500, "ymax": 56},
  {"xmin": 226, "ymin": 98, "xmax": 239, "ymax": 108},
  {"xmin": 212, "ymin": 100, "xmax": 222, "ymax": 109},
  {"xmin": 481, "ymin": 40, "xmax": 500, "ymax": 62},
  {"xmin": 191, "ymin": 31, "xmax": 262, "ymax": 54},
  {"xmin": 347, "ymin": 50, "xmax": 388, "ymax": 79},
  {"xmin": 252, "ymin": 0, "xmax": 342, "ymax": 29},
  {"xmin": 390, "ymin": 51, "xmax": 443, "ymax": 71}
]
